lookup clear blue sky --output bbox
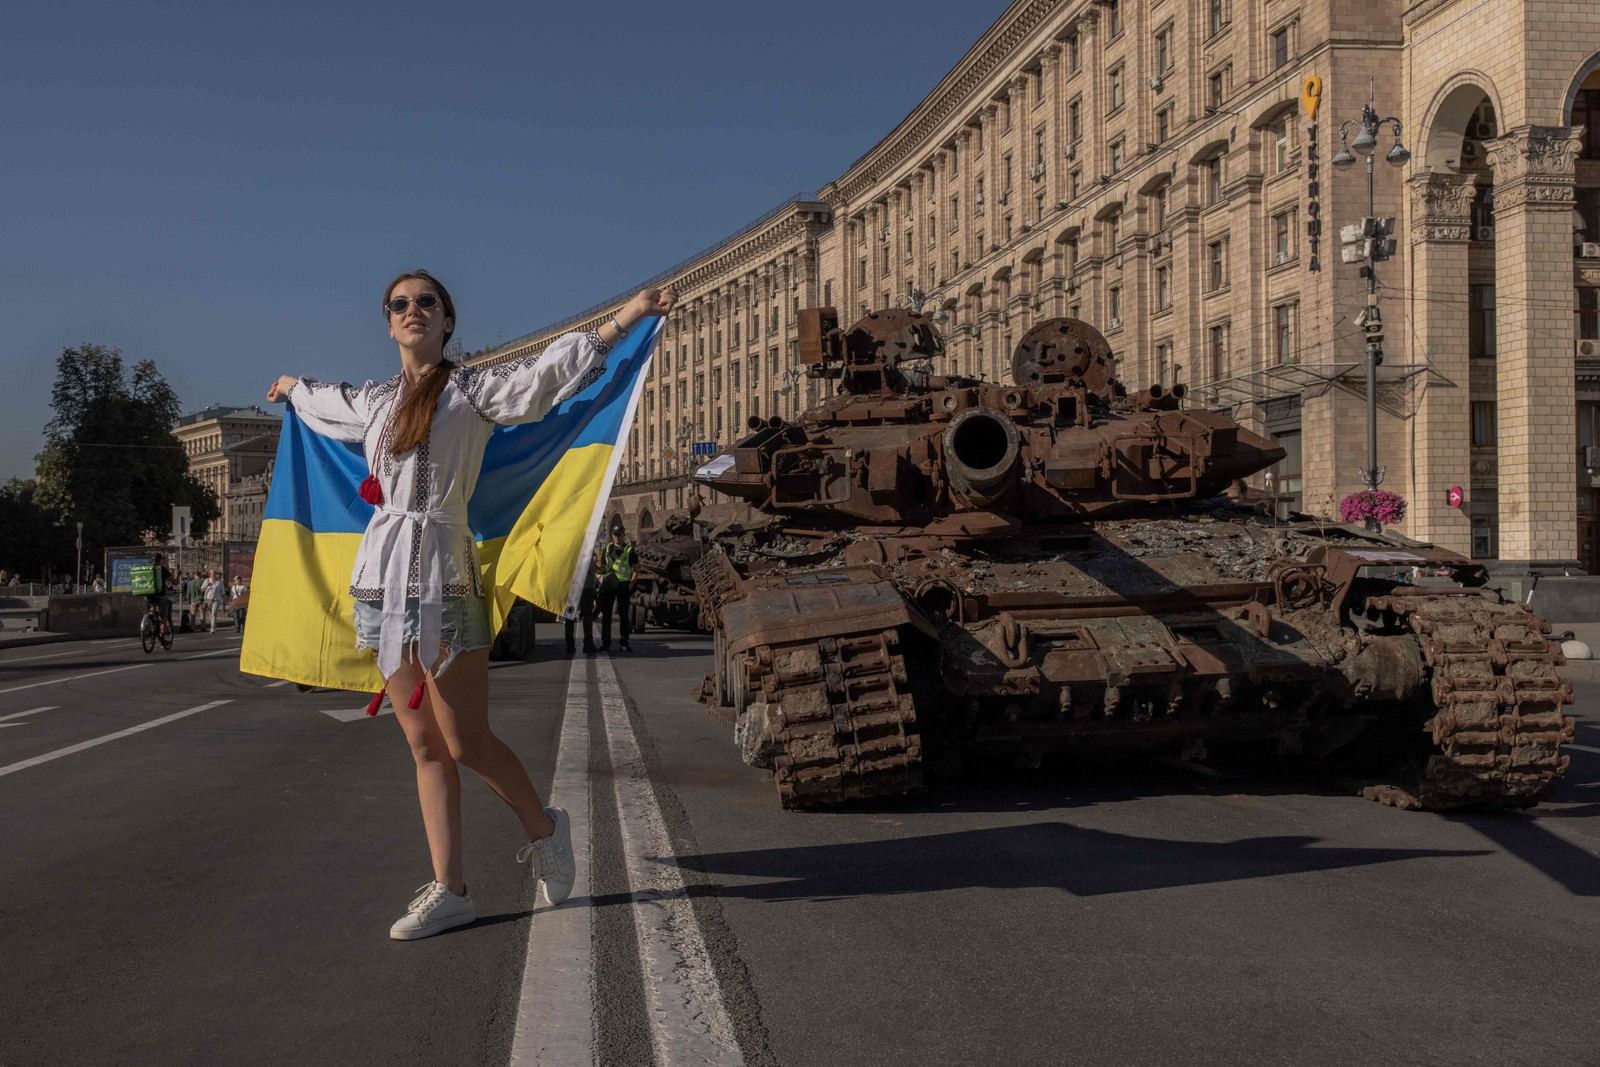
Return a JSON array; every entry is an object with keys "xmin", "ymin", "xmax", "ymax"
[{"xmin": 1, "ymin": 0, "xmax": 1007, "ymax": 480}]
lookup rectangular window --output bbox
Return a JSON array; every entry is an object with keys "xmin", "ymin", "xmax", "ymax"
[
  {"xmin": 1273, "ymin": 210, "xmax": 1291, "ymax": 260},
  {"xmin": 1210, "ymin": 0, "xmax": 1225, "ymax": 36},
  {"xmin": 1471, "ymin": 401, "xmax": 1498, "ymax": 447},
  {"xmin": 1577, "ymin": 286, "xmax": 1599, "ymax": 340},
  {"xmin": 951, "ymin": 194, "xmax": 960, "ymax": 231},
  {"xmin": 1109, "ymin": 286, "xmax": 1122, "ymax": 325},
  {"xmin": 1035, "ymin": 192, "xmax": 1046, "ymax": 221},
  {"xmin": 1155, "ymin": 27, "xmax": 1171, "ymax": 73},
  {"xmin": 1152, "ymin": 185, "xmax": 1167, "ymax": 231},
  {"xmin": 1004, "ymin": 215, "xmax": 1013, "ymax": 242},
  {"xmin": 1271, "ymin": 430, "xmax": 1303, "ymax": 514},
  {"xmin": 1156, "ymin": 342, "xmax": 1171, "ymax": 388},
  {"xmin": 1472, "ymin": 517, "xmax": 1495, "ymax": 559},
  {"xmin": 1069, "ymin": 99, "xmax": 1082, "ymax": 143},
  {"xmin": 1273, "ymin": 304, "xmax": 1294, "ymax": 364},
  {"xmin": 1070, "ymin": 168, "xmax": 1083, "ymax": 199},
  {"xmin": 1207, "ymin": 156, "xmax": 1224, "ymax": 204},
  {"xmin": 1272, "ymin": 120, "xmax": 1289, "ymax": 173},
  {"xmin": 974, "ymin": 122, "xmax": 983, "ymax": 154},
  {"xmin": 1209, "ymin": 71, "xmax": 1225, "ymax": 110},
  {"xmin": 824, "ymin": 280, "xmax": 833, "ymax": 308},
  {"xmin": 1209, "ymin": 324, "xmax": 1228, "ymax": 380},
  {"xmin": 1155, "ymin": 107, "xmax": 1171, "ymax": 143},
  {"xmin": 752, "ymin": 313, "xmax": 760, "ymax": 337},
  {"xmin": 1470, "ymin": 284, "xmax": 1497, "ymax": 357},
  {"xmin": 1209, "ymin": 240, "xmax": 1227, "ymax": 290},
  {"xmin": 1109, "ymin": 139, "xmax": 1124, "ymax": 173},
  {"xmin": 1107, "ymin": 0, "xmax": 1122, "ymax": 36},
  {"xmin": 1109, "ymin": 66, "xmax": 1124, "ymax": 112},
  {"xmin": 1034, "ymin": 127, "xmax": 1046, "ymax": 166},
  {"xmin": 857, "ymin": 259, "xmax": 866, "ymax": 287},
  {"xmin": 1003, "ymin": 152, "xmax": 1013, "ymax": 193},
  {"xmin": 1271, "ymin": 27, "xmax": 1290, "ymax": 70},
  {"xmin": 1156, "ymin": 266, "xmax": 1171, "ymax": 310},
  {"xmin": 1106, "ymin": 214, "xmax": 1120, "ymax": 251},
  {"xmin": 1068, "ymin": 33, "xmax": 1081, "ymax": 72},
  {"xmin": 950, "ymin": 145, "xmax": 959, "ymax": 178}
]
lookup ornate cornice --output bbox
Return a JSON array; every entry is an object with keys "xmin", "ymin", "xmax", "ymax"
[
  {"xmin": 1483, "ymin": 125, "xmax": 1582, "ymax": 209},
  {"xmin": 822, "ymin": 0, "xmax": 1067, "ymax": 208}
]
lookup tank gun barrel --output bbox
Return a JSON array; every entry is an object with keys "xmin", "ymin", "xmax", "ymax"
[{"xmin": 943, "ymin": 408, "xmax": 1021, "ymax": 506}]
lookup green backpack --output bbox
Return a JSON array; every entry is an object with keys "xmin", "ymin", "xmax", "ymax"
[{"xmin": 130, "ymin": 564, "xmax": 164, "ymax": 596}]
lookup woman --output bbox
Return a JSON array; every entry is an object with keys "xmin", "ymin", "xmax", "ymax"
[{"xmin": 267, "ymin": 269, "xmax": 675, "ymax": 940}]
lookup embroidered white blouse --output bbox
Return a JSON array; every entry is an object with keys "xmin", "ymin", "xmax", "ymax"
[{"xmin": 289, "ymin": 329, "xmax": 610, "ymax": 678}]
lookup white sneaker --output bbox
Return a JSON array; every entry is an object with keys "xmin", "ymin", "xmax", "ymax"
[
  {"xmin": 516, "ymin": 807, "xmax": 576, "ymax": 905},
  {"xmin": 389, "ymin": 881, "xmax": 475, "ymax": 941}
]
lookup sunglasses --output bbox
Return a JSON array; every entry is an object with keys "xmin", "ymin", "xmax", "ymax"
[{"xmin": 385, "ymin": 293, "xmax": 440, "ymax": 315}]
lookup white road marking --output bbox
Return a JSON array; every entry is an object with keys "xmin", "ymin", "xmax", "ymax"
[
  {"xmin": 0, "ymin": 639, "xmax": 143, "ymax": 664},
  {"xmin": 510, "ymin": 658, "xmax": 595, "ymax": 1067},
  {"xmin": 264, "ymin": 680, "xmax": 292, "ymax": 688},
  {"xmin": 0, "ymin": 700, "xmax": 232, "ymax": 778},
  {"xmin": 320, "ymin": 705, "xmax": 391, "ymax": 722},
  {"xmin": 0, "ymin": 663, "xmax": 150, "ymax": 695},
  {"xmin": 595, "ymin": 653, "xmax": 744, "ymax": 1067},
  {"xmin": 1564, "ymin": 743, "xmax": 1600, "ymax": 755},
  {"xmin": 179, "ymin": 647, "xmax": 237, "ymax": 661},
  {"xmin": 0, "ymin": 705, "xmax": 58, "ymax": 724}
]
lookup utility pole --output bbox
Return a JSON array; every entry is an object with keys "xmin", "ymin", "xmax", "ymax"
[{"xmin": 1332, "ymin": 90, "xmax": 1411, "ymax": 501}]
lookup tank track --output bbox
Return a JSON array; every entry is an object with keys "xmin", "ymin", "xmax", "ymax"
[
  {"xmin": 1360, "ymin": 594, "xmax": 1574, "ymax": 810},
  {"xmin": 743, "ymin": 628, "xmax": 923, "ymax": 809}
]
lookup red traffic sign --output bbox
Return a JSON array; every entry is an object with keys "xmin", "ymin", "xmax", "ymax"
[{"xmin": 1446, "ymin": 486, "xmax": 1464, "ymax": 508}]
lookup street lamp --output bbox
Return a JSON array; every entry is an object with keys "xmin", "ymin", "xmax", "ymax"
[
  {"xmin": 1332, "ymin": 97, "xmax": 1410, "ymax": 495},
  {"xmin": 896, "ymin": 287, "xmax": 948, "ymax": 322}
]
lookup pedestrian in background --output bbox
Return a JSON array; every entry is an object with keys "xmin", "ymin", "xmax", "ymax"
[
  {"xmin": 597, "ymin": 518, "xmax": 638, "ymax": 653},
  {"xmin": 564, "ymin": 544, "xmax": 602, "ymax": 655},
  {"xmin": 229, "ymin": 575, "xmax": 249, "ymax": 632},
  {"xmin": 186, "ymin": 573, "xmax": 204, "ymax": 631},
  {"xmin": 205, "ymin": 570, "xmax": 225, "ymax": 632}
]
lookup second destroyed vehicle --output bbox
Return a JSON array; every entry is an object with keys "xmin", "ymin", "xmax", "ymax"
[
  {"xmin": 630, "ymin": 495, "xmax": 712, "ymax": 633},
  {"xmin": 692, "ymin": 308, "xmax": 1574, "ymax": 811}
]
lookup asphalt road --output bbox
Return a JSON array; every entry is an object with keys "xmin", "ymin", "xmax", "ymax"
[{"xmin": 2, "ymin": 622, "xmax": 1597, "ymax": 1067}]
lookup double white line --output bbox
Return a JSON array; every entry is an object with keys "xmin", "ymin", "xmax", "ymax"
[{"xmin": 510, "ymin": 656, "xmax": 743, "ymax": 1067}]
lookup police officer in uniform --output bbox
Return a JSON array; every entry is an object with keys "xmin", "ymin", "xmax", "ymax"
[{"xmin": 597, "ymin": 517, "xmax": 638, "ymax": 652}]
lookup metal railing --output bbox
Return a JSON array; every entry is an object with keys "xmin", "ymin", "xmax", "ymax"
[{"xmin": 473, "ymin": 192, "xmax": 827, "ymax": 357}]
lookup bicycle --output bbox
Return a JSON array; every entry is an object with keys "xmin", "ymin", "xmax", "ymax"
[{"xmin": 141, "ymin": 599, "xmax": 174, "ymax": 653}]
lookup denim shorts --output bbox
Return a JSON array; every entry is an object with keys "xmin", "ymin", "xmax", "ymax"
[{"xmin": 353, "ymin": 596, "xmax": 492, "ymax": 672}]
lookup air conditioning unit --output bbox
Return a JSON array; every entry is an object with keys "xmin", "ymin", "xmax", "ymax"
[
  {"xmin": 1030, "ymin": 163, "xmax": 1047, "ymax": 180},
  {"xmin": 1146, "ymin": 235, "xmax": 1163, "ymax": 253},
  {"xmin": 1477, "ymin": 226, "xmax": 1495, "ymax": 242},
  {"xmin": 1020, "ymin": 221, "xmax": 1033, "ymax": 232},
  {"xmin": 1579, "ymin": 243, "xmax": 1600, "ymax": 258},
  {"xmin": 1108, "ymin": 317, "xmax": 1123, "ymax": 330},
  {"xmin": 1148, "ymin": 75, "xmax": 1164, "ymax": 92},
  {"xmin": 1274, "ymin": 251, "xmax": 1290, "ymax": 266},
  {"xmin": 1460, "ymin": 140, "xmax": 1479, "ymax": 161},
  {"xmin": 1579, "ymin": 339, "xmax": 1600, "ymax": 358},
  {"xmin": 905, "ymin": 250, "xmax": 914, "ymax": 262},
  {"xmin": 1063, "ymin": 143, "xmax": 1077, "ymax": 160},
  {"xmin": 1058, "ymin": 198, "xmax": 1072, "ymax": 209},
  {"xmin": 997, "ymin": 190, "xmax": 1010, "ymax": 204}
]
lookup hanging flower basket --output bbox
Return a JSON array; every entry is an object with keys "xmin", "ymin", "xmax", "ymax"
[{"xmin": 1339, "ymin": 491, "xmax": 1407, "ymax": 526}]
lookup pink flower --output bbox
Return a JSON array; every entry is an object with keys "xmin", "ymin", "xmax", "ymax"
[{"xmin": 1339, "ymin": 491, "xmax": 1407, "ymax": 525}]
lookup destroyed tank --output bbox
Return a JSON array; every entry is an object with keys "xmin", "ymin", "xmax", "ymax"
[
  {"xmin": 632, "ymin": 494, "xmax": 711, "ymax": 632},
  {"xmin": 691, "ymin": 307, "xmax": 1575, "ymax": 811}
]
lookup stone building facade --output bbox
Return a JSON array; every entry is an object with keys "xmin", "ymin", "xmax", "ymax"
[
  {"xmin": 172, "ymin": 405, "xmax": 281, "ymax": 543},
  {"xmin": 468, "ymin": 0, "xmax": 1600, "ymax": 570}
]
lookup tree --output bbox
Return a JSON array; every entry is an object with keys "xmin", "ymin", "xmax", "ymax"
[
  {"xmin": 0, "ymin": 478, "xmax": 69, "ymax": 579},
  {"xmin": 33, "ymin": 344, "xmax": 219, "ymax": 550}
]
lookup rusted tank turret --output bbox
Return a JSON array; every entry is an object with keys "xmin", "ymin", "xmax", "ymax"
[{"xmin": 693, "ymin": 308, "xmax": 1574, "ymax": 811}]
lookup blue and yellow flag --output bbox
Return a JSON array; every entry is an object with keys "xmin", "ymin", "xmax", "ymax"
[{"xmin": 240, "ymin": 323, "xmax": 660, "ymax": 692}]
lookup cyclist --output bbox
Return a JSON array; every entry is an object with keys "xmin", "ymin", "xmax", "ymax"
[{"xmin": 142, "ymin": 553, "xmax": 176, "ymax": 642}]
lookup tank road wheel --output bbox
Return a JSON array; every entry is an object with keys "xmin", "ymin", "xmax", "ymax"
[
  {"xmin": 1360, "ymin": 596, "xmax": 1575, "ymax": 811},
  {"xmin": 749, "ymin": 628, "xmax": 924, "ymax": 809}
]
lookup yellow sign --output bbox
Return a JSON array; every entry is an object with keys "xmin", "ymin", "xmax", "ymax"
[{"xmin": 1302, "ymin": 74, "xmax": 1322, "ymax": 120}]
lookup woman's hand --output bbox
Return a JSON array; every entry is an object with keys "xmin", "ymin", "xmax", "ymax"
[
  {"xmin": 266, "ymin": 375, "xmax": 299, "ymax": 403},
  {"xmin": 624, "ymin": 286, "xmax": 679, "ymax": 324}
]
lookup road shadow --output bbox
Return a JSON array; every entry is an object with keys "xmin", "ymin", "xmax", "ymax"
[{"xmin": 597, "ymin": 821, "xmax": 1488, "ymax": 905}]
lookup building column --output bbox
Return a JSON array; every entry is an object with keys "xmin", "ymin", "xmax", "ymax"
[
  {"xmin": 1484, "ymin": 126, "xmax": 1583, "ymax": 561},
  {"xmin": 1405, "ymin": 171, "xmax": 1476, "ymax": 553}
]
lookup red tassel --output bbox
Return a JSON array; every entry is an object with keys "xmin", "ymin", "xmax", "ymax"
[
  {"xmin": 408, "ymin": 682, "xmax": 426, "ymax": 710},
  {"xmin": 365, "ymin": 690, "xmax": 385, "ymax": 717},
  {"xmin": 358, "ymin": 475, "xmax": 384, "ymax": 506}
]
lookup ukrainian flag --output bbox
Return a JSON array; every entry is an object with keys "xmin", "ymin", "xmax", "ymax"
[{"xmin": 240, "ymin": 322, "xmax": 660, "ymax": 692}]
